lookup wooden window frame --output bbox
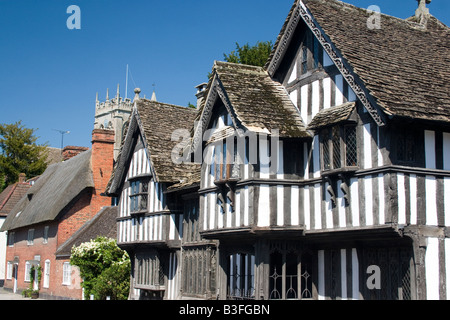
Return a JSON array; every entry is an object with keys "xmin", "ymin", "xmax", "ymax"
[
  {"xmin": 62, "ymin": 262, "xmax": 71, "ymax": 286},
  {"xmin": 392, "ymin": 128, "xmax": 424, "ymax": 167},
  {"xmin": 320, "ymin": 124, "xmax": 358, "ymax": 173},
  {"xmin": 227, "ymin": 253, "xmax": 255, "ymax": 300},
  {"xmin": 213, "ymin": 139, "xmax": 239, "ymax": 185},
  {"xmin": 300, "ymin": 31, "xmax": 324, "ymax": 75},
  {"xmin": 129, "ymin": 178, "xmax": 150, "ymax": 214},
  {"xmin": 135, "ymin": 251, "xmax": 165, "ymax": 291}
]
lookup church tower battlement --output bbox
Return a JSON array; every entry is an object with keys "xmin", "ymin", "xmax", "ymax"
[{"xmin": 94, "ymin": 84, "xmax": 133, "ymax": 160}]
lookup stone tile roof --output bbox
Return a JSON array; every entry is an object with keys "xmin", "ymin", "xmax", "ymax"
[
  {"xmin": 55, "ymin": 206, "xmax": 118, "ymax": 258},
  {"xmin": 0, "ymin": 150, "xmax": 94, "ymax": 231},
  {"xmin": 206, "ymin": 61, "xmax": 309, "ymax": 138},
  {"xmin": 136, "ymin": 100, "xmax": 200, "ymax": 183},
  {"xmin": 166, "ymin": 171, "xmax": 201, "ymax": 192},
  {"xmin": 106, "ymin": 100, "xmax": 201, "ymax": 195},
  {"xmin": 307, "ymin": 102, "xmax": 356, "ymax": 130},
  {"xmin": 269, "ymin": 0, "xmax": 450, "ymax": 124}
]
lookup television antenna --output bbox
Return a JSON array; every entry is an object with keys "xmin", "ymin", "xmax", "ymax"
[{"xmin": 53, "ymin": 129, "xmax": 70, "ymax": 153}]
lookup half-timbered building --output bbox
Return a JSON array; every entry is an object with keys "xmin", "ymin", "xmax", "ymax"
[
  {"xmin": 106, "ymin": 93, "xmax": 200, "ymax": 300},
  {"xmin": 189, "ymin": 0, "xmax": 450, "ymax": 300},
  {"xmin": 109, "ymin": 0, "xmax": 450, "ymax": 300}
]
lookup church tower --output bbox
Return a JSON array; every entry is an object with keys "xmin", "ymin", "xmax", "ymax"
[{"xmin": 94, "ymin": 84, "xmax": 133, "ymax": 160}]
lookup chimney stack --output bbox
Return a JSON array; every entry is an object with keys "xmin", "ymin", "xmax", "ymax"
[
  {"xmin": 415, "ymin": 0, "xmax": 432, "ymax": 25},
  {"xmin": 62, "ymin": 146, "xmax": 89, "ymax": 161},
  {"xmin": 195, "ymin": 83, "xmax": 207, "ymax": 108},
  {"xmin": 91, "ymin": 129, "xmax": 115, "ymax": 211},
  {"xmin": 18, "ymin": 173, "xmax": 26, "ymax": 183}
]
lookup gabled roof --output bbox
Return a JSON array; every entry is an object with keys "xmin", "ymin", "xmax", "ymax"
[
  {"xmin": 55, "ymin": 206, "xmax": 117, "ymax": 258},
  {"xmin": 0, "ymin": 181, "xmax": 31, "ymax": 218},
  {"xmin": 107, "ymin": 99, "xmax": 200, "ymax": 195},
  {"xmin": 0, "ymin": 150, "xmax": 94, "ymax": 231},
  {"xmin": 267, "ymin": 0, "xmax": 450, "ymax": 124},
  {"xmin": 191, "ymin": 61, "xmax": 309, "ymax": 153}
]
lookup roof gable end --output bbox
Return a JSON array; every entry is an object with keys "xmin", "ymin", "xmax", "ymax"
[
  {"xmin": 266, "ymin": 0, "xmax": 386, "ymax": 127},
  {"xmin": 191, "ymin": 61, "xmax": 309, "ymax": 154}
]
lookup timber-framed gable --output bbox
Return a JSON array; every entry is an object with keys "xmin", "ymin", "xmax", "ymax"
[{"xmin": 266, "ymin": 0, "xmax": 386, "ymax": 127}]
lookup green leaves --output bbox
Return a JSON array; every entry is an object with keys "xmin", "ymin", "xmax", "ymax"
[
  {"xmin": 0, "ymin": 120, "xmax": 48, "ymax": 190},
  {"xmin": 224, "ymin": 41, "xmax": 273, "ymax": 67},
  {"xmin": 70, "ymin": 237, "xmax": 130, "ymax": 300}
]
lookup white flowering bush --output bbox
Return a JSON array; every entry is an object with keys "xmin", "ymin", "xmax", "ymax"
[{"xmin": 70, "ymin": 237, "xmax": 130, "ymax": 300}]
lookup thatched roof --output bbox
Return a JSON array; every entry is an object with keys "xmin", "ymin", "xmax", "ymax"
[{"xmin": 0, "ymin": 150, "xmax": 94, "ymax": 231}]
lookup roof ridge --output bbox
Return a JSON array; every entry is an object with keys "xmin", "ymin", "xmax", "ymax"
[
  {"xmin": 306, "ymin": 0, "xmax": 449, "ymax": 31},
  {"xmin": 214, "ymin": 60, "xmax": 265, "ymax": 72},
  {"xmin": 137, "ymin": 99, "xmax": 198, "ymax": 113}
]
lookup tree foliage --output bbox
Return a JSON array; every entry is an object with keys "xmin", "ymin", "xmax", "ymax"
[
  {"xmin": 223, "ymin": 41, "xmax": 273, "ymax": 67},
  {"xmin": 0, "ymin": 121, "xmax": 48, "ymax": 190},
  {"xmin": 70, "ymin": 237, "xmax": 131, "ymax": 300}
]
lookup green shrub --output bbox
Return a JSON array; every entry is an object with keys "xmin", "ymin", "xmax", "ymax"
[{"xmin": 70, "ymin": 237, "xmax": 130, "ymax": 300}]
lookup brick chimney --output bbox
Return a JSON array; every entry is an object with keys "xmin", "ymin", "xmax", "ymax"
[
  {"xmin": 90, "ymin": 129, "xmax": 115, "ymax": 213},
  {"xmin": 62, "ymin": 146, "xmax": 89, "ymax": 161},
  {"xmin": 18, "ymin": 173, "xmax": 26, "ymax": 183}
]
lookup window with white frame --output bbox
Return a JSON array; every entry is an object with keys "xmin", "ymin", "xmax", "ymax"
[
  {"xmin": 43, "ymin": 226, "xmax": 49, "ymax": 244},
  {"xmin": 62, "ymin": 262, "xmax": 71, "ymax": 285},
  {"xmin": 27, "ymin": 229, "xmax": 34, "ymax": 245},
  {"xmin": 6, "ymin": 262, "xmax": 13, "ymax": 280},
  {"xmin": 24, "ymin": 261, "xmax": 31, "ymax": 282},
  {"xmin": 43, "ymin": 260, "xmax": 50, "ymax": 288}
]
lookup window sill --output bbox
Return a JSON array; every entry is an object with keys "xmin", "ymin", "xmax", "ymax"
[
  {"xmin": 321, "ymin": 166, "xmax": 358, "ymax": 177},
  {"xmin": 135, "ymin": 284, "xmax": 165, "ymax": 291},
  {"xmin": 214, "ymin": 178, "xmax": 239, "ymax": 186},
  {"xmin": 130, "ymin": 210, "xmax": 148, "ymax": 216}
]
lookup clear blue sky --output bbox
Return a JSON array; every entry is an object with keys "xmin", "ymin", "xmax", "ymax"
[{"xmin": 1, "ymin": 0, "xmax": 448, "ymax": 149}]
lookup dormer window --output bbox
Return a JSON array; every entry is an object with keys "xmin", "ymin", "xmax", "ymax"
[{"xmin": 307, "ymin": 102, "xmax": 358, "ymax": 173}]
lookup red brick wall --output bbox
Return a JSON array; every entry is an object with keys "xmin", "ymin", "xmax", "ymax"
[
  {"xmin": 62, "ymin": 146, "xmax": 89, "ymax": 161},
  {"xmin": 57, "ymin": 190, "xmax": 92, "ymax": 247},
  {"xmin": 57, "ymin": 129, "xmax": 114, "ymax": 247},
  {"xmin": 3, "ymin": 129, "xmax": 115, "ymax": 300},
  {"xmin": 90, "ymin": 129, "xmax": 115, "ymax": 215},
  {"xmin": 3, "ymin": 223, "xmax": 83, "ymax": 299}
]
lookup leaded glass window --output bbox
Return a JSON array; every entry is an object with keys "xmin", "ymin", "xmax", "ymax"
[
  {"xmin": 321, "ymin": 125, "xmax": 358, "ymax": 171},
  {"xmin": 130, "ymin": 178, "xmax": 149, "ymax": 213}
]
